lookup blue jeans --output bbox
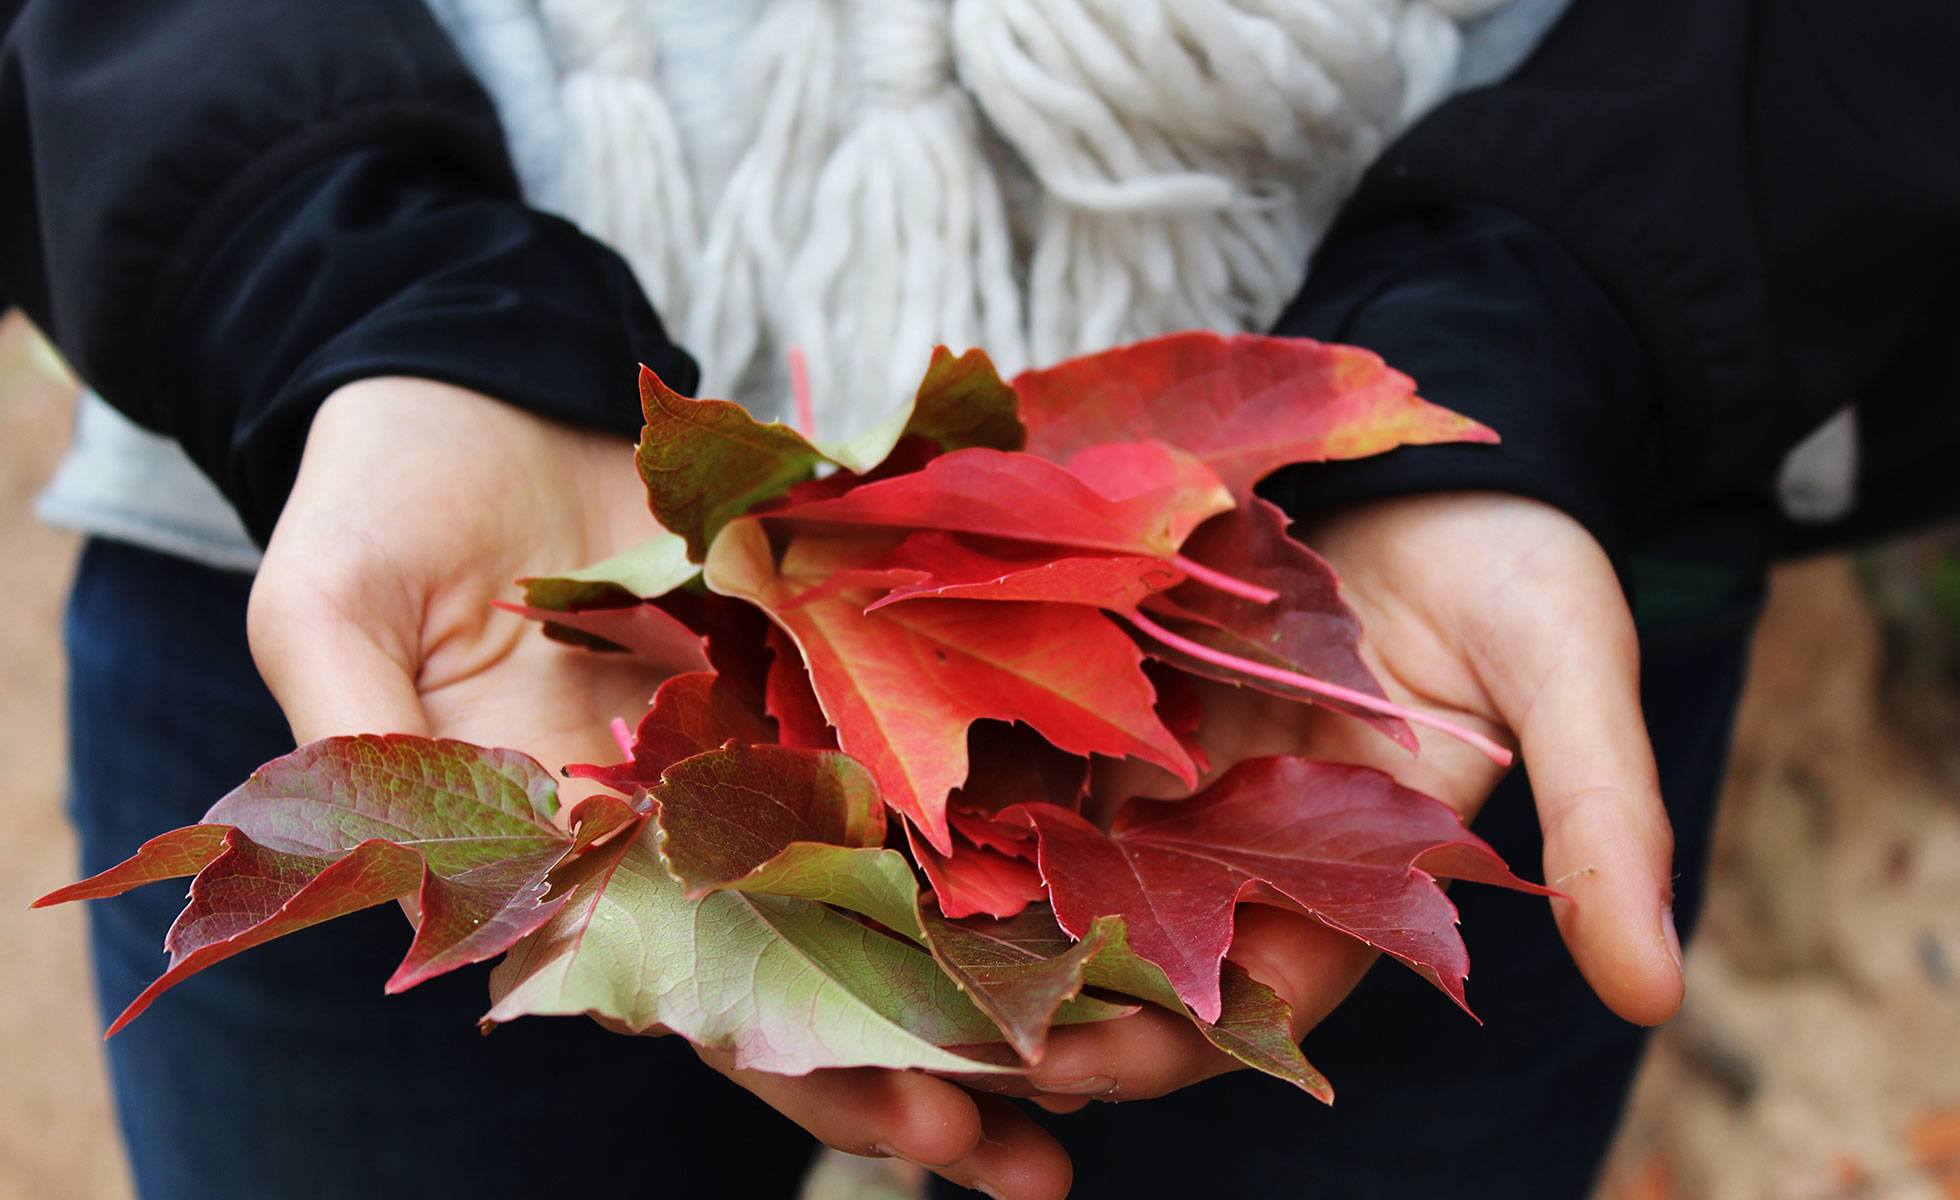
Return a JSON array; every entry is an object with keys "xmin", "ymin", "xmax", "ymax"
[{"xmin": 66, "ymin": 536, "xmax": 1761, "ymax": 1198}]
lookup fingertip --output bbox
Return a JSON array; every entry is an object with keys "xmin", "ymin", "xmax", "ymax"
[
  {"xmin": 882, "ymin": 1074, "xmax": 984, "ymax": 1168},
  {"xmin": 960, "ymin": 1095, "xmax": 1074, "ymax": 1200},
  {"xmin": 1551, "ymin": 878, "xmax": 1685, "ymax": 1026}
]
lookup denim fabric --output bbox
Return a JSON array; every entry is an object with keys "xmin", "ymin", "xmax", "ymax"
[
  {"xmin": 64, "ymin": 539, "xmax": 816, "ymax": 1199},
  {"xmin": 66, "ymin": 534, "xmax": 1760, "ymax": 1199}
]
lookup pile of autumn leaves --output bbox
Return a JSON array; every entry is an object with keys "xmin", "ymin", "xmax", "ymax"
[{"xmin": 41, "ymin": 333, "xmax": 1549, "ymax": 1097}]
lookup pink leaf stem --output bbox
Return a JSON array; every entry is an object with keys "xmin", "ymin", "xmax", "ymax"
[
  {"xmin": 1125, "ymin": 610, "xmax": 1514, "ymax": 768},
  {"xmin": 1169, "ymin": 554, "xmax": 1280, "ymax": 605},
  {"xmin": 788, "ymin": 346, "xmax": 815, "ymax": 439}
]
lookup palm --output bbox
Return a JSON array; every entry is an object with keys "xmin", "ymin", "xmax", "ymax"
[{"xmin": 250, "ymin": 378, "xmax": 661, "ymax": 798}]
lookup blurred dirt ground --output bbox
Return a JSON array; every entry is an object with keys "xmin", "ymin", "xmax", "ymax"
[{"xmin": 2, "ymin": 312, "xmax": 1954, "ymax": 1200}]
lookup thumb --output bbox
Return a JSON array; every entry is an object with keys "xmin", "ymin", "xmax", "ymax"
[
  {"xmin": 247, "ymin": 564, "xmax": 431, "ymax": 745},
  {"xmin": 1493, "ymin": 602, "xmax": 1683, "ymax": 1026}
]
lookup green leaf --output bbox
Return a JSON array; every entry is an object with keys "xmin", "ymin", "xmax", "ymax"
[
  {"xmin": 706, "ymin": 843, "xmax": 929, "ymax": 944},
  {"xmin": 834, "ymin": 345, "xmax": 1027, "ymax": 472},
  {"xmin": 637, "ymin": 348, "xmax": 1026, "ymax": 560},
  {"xmin": 649, "ymin": 750, "xmax": 1129, "ymax": 1059},
  {"xmin": 1204, "ymin": 961, "xmax": 1332, "ymax": 1103},
  {"xmin": 485, "ymin": 826, "xmax": 1013, "ymax": 1075},
  {"xmin": 519, "ymin": 532, "xmax": 699, "ymax": 611},
  {"xmin": 1083, "ymin": 916, "xmax": 1328, "ymax": 1099},
  {"xmin": 920, "ymin": 905, "xmax": 1131, "ymax": 1063}
]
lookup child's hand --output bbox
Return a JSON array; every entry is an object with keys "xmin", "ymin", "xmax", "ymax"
[
  {"xmin": 248, "ymin": 378, "xmax": 1072, "ymax": 1200},
  {"xmin": 1025, "ymin": 491, "xmax": 1683, "ymax": 1106}
]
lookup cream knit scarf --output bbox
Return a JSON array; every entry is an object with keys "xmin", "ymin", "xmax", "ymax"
[{"xmin": 428, "ymin": 0, "xmax": 1514, "ymax": 435}]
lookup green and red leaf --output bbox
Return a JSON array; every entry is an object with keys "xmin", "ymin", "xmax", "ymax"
[
  {"xmin": 637, "ymin": 347, "xmax": 1025, "ymax": 559},
  {"xmin": 39, "ymin": 737, "xmax": 589, "ymax": 1030}
]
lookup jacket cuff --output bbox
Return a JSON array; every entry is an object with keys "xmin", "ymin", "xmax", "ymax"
[
  {"xmin": 1260, "ymin": 205, "xmax": 1660, "ymax": 575},
  {"xmin": 168, "ymin": 146, "xmax": 697, "ymax": 544}
]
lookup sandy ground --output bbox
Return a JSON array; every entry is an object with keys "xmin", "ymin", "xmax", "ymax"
[
  {"xmin": 1, "ymin": 312, "xmax": 1953, "ymax": 1199},
  {"xmin": 0, "ymin": 315, "xmax": 129, "ymax": 1199}
]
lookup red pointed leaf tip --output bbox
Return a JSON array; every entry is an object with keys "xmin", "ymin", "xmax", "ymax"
[
  {"xmin": 1017, "ymin": 757, "xmax": 1548, "ymax": 1024},
  {"xmin": 907, "ymin": 821, "xmax": 1046, "ymax": 921},
  {"xmin": 1013, "ymin": 331, "xmax": 1497, "ymax": 497},
  {"xmin": 34, "ymin": 824, "xmax": 231, "ymax": 908},
  {"xmin": 108, "ymin": 833, "xmax": 428, "ymax": 1036}
]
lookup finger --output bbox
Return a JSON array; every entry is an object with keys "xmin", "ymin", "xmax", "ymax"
[
  {"xmin": 1028, "ymin": 907, "xmax": 1367, "ymax": 1102},
  {"xmin": 701, "ymin": 1054, "xmax": 1072, "ymax": 1200},
  {"xmin": 1030, "ymin": 1004, "xmax": 1225, "ymax": 1101},
  {"xmin": 1493, "ymin": 608, "xmax": 1682, "ymax": 1026},
  {"xmin": 247, "ymin": 577, "xmax": 430, "ymax": 743},
  {"xmin": 935, "ymin": 1095, "xmax": 1073, "ymax": 1200},
  {"xmin": 698, "ymin": 1052, "xmax": 980, "ymax": 1165},
  {"xmin": 1224, "ymin": 903, "xmax": 1376, "ymax": 1031}
]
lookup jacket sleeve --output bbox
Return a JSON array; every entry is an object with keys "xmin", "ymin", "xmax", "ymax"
[
  {"xmin": 1265, "ymin": 0, "xmax": 1960, "ymax": 560},
  {"xmin": 0, "ymin": 0, "xmax": 696, "ymax": 543}
]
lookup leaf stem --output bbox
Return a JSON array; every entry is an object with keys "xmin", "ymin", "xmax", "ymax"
[
  {"xmin": 1126, "ymin": 610, "xmax": 1514, "ymax": 767},
  {"xmin": 1170, "ymin": 554, "xmax": 1280, "ymax": 605},
  {"xmin": 787, "ymin": 345, "xmax": 815, "ymax": 439},
  {"xmin": 609, "ymin": 717, "xmax": 635, "ymax": 760}
]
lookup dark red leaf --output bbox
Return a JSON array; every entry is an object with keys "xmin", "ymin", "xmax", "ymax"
[
  {"xmin": 40, "ymin": 737, "xmax": 589, "ymax": 1031},
  {"xmin": 1139, "ymin": 499, "xmax": 1414, "ymax": 749},
  {"xmin": 105, "ymin": 831, "xmax": 426, "ymax": 1035},
  {"xmin": 566, "ymin": 671, "xmax": 774, "ymax": 792},
  {"xmin": 1144, "ymin": 663, "xmax": 1211, "ymax": 776},
  {"xmin": 1012, "ymin": 757, "xmax": 1552, "ymax": 1023},
  {"xmin": 951, "ymin": 722, "xmax": 1091, "ymax": 819}
]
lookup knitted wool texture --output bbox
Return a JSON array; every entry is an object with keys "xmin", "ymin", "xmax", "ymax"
[{"xmin": 429, "ymin": 0, "xmax": 1511, "ymax": 434}]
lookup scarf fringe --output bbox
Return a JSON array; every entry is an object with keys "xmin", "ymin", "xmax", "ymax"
[{"xmin": 435, "ymin": 0, "xmax": 1492, "ymax": 432}]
